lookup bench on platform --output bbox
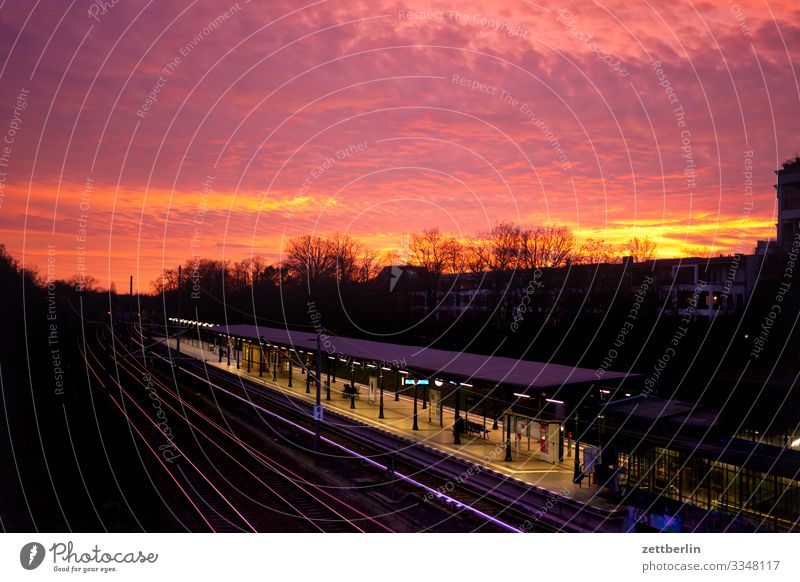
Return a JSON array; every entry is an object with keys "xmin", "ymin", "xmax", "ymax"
[
  {"xmin": 462, "ymin": 419, "xmax": 490, "ymax": 439},
  {"xmin": 341, "ymin": 385, "xmax": 360, "ymax": 399}
]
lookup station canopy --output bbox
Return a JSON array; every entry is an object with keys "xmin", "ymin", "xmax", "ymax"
[{"xmin": 210, "ymin": 324, "xmax": 632, "ymax": 390}]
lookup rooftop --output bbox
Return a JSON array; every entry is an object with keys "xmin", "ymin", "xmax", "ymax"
[{"xmin": 209, "ymin": 323, "xmax": 633, "ymax": 390}]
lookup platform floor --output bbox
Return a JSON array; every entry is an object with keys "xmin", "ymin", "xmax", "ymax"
[{"xmin": 158, "ymin": 336, "xmax": 615, "ymax": 510}]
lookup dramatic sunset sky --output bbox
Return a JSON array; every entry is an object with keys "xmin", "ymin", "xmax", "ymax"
[{"xmin": 0, "ymin": 0, "xmax": 797, "ymax": 291}]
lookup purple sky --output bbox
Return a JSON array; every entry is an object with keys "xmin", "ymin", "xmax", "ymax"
[{"xmin": 0, "ymin": 0, "xmax": 797, "ymax": 290}]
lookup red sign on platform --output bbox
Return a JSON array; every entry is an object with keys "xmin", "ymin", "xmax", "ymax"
[{"xmin": 540, "ymin": 424, "xmax": 548, "ymax": 453}]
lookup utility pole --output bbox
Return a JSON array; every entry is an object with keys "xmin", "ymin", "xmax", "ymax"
[
  {"xmin": 176, "ymin": 265, "xmax": 181, "ymax": 353},
  {"xmin": 378, "ymin": 369, "xmax": 385, "ymax": 419},
  {"xmin": 314, "ymin": 330, "xmax": 322, "ymax": 464},
  {"xmin": 453, "ymin": 383, "xmax": 461, "ymax": 445},
  {"xmin": 349, "ymin": 364, "xmax": 356, "ymax": 409},
  {"xmin": 129, "ymin": 274, "xmax": 134, "ymax": 324},
  {"xmin": 505, "ymin": 408, "xmax": 513, "ymax": 462},
  {"xmin": 573, "ymin": 412, "xmax": 583, "ymax": 485},
  {"xmin": 412, "ymin": 379, "xmax": 419, "ymax": 431},
  {"xmin": 258, "ymin": 337, "xmax": 265, "ymax": 377},
  {"xmin": 326, "ymin": 357, "xmax": 331, "ymax": 401}
]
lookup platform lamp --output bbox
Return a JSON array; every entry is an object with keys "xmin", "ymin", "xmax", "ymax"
[
  {"xmin": 453, "ymin": 381, "xmax": 461, "ymax": 445},
  {"xmin": 349, "ymin": 360, "xmax": 361, "ymax": 409},
  {"xmin": 397, "ymin": 370, "xmax": 408, "ymax": 401},
  {"xmin": 366, "ymin": 363, "xmax": 378, "ymax": 416},
  {"xmin": 258, "ymin": 336, "xmax": 266, "ymax": 377},
  {"xmin": 306, "ymin": 351, "xmax": 312, "ymax": 393},
  {"xmin": 287, "ymin": 348, "xmax": 294, "ymax": 388},
  {"xmin": 267, "ymin": 341, "xmax": 273, "ymax": 376},
  {"xmin": 461, "ymin": 382, "xmax": 474, "ymax": 430},
  {"xmin": 326, "ymin": 356, "xmax": 333, "ymax": 400},
  {"xmin": 339, "ymin": 357, "xmax": 348, "ymax": 385},
  {"xmin": 493, "ymin": 396, "xmax": 500, "ymax": 431},
  {"xmin": 505, "ymin": 406, "xmax": 513, "ymax": 462},
  {"xmin": 415, "ymin": 378, "xmax": 430, "ymax": 430},
  {"xmin": 434, "ymin": 378, "xmax": 444, "ymax": 427},
  {"xmin": 246, "ymin": 339, "xmax": 251, "ymax": 373},
  {"xmin": 572, "ymin": 412, "xmax": 583, "ymax": 485},
  {"xmin": 408, "ymin": 377, "xmax": 419, "ymax": 431},
  {"xmin": 380, "ymin": 366, "xmax": 392, "ymax": 419}
]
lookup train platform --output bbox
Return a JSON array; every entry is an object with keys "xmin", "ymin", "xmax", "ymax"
[{"xmin": 157, "ymin": 336, "xmax": 615, "ymax": 511}]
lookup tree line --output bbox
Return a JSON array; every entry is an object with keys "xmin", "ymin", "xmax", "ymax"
[{"xmin": 150, "ymin": 224, "xmax": 658, "ymax": 293}]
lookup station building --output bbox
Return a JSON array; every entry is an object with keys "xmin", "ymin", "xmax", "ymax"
[
  {"xmin": 603, "ymin": 396, "xmax": 800, "ymax": 532},
  {"xmin": 776, "ymin": 157, "xmax": 800, "ymax": 248}
]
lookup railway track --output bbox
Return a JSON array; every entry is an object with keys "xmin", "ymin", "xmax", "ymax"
[{"xmin": 82, "ymin": 324, "xmax": 395, "ymax": 533}]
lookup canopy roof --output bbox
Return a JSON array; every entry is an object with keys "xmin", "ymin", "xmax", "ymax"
[{"xmin": 210, "ymin": 324, "xmax": 633, "ymax": 390}]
